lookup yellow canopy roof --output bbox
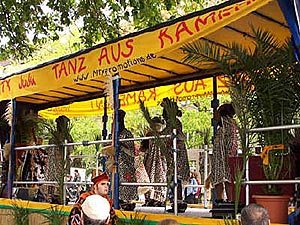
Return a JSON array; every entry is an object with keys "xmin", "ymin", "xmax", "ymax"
[{"xmin": 0, "ymin": 0, "xmax": 290, "ymax": 113}]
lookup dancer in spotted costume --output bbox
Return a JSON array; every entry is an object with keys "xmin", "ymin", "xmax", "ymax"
[
  {"xmin": 109, "ymin": 110, "xmax": 138, "ymax": 203},
  {"xmin": 211, "ymin": 103, "xmax": 238, "ymax": 203},
  {"xmin": 44, "ymin": 115, "xmax": 73, "ymax": 203},
  {"xmin": 140, "ymin": 116, "xmax": 167, "ymax": 201},
  {"xmin": 160, "ymin": 98, "xmax": 190, "ymax": 201}
]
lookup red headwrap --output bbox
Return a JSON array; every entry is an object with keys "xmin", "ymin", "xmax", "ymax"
[{"xmin": 91, "ymin": 173, "xmax": 110, "ymax": 185}]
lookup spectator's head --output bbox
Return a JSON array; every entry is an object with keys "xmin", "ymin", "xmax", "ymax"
[
  {"xmin": 157, "ymin": 219, "xmax": 180, "ymax": 225},
  {"xmin": 81, "ymin": 195, "xmax": 110, "ymax": 225},
  {"xmin": 241, "ymin": 203, "xmax": 270, "ymax": 225},
  {"xmin": 66, "ymin": 174, "xmax": 72, "ymax": 181},
  {"xmin": 92, "ymin": 173, "xmax": 110, "ymax": 195},
  {"xmin": 190, "ymin": 171, "xmax": 199, "ymax": 179}
]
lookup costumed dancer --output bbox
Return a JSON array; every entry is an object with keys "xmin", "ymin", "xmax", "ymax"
[
  {"xmin": 1, "ymin": 143, "xmax": 10, "ymax": 197},
  {"xmin": 102, "ymin": 109, "xmax": 137, "ymax": 209},
  {"xmin": 112, "ymin": 109, "xmax": 137, "ymax": 204},
  {"xmin": 140, "ymin": 116, "xmax": 167, "ymax": 203},
  {"xmin": 134, "ymin": 144, "xmax": 152, "ymax": 203},
  {"xmin": 0, "ymin": 102, "xmax": 10, "ymax": 197},
  {"xmin": 68, "ymin": 173, "xmax": 116, "ymax": 225},
  {"xmin": 160, "ymin": 98, "xmax": 190, "ymax": 203},
  {"xmin": 45, "ymin": 115, "xmax": 74, "ymax": 203},
  {"xmin": 211, "ymin": 103, "xmax": 238, "ymax": 203}
]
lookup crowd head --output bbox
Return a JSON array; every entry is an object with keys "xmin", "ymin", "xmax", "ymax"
[
  {"xmin": 157, "ymin": 219, "xmax": 180, "ymax": 225},
  {"xmin": 241, "ymin": 203, "xmax": 270, "ymax": 225},
  {"xmin": 81, "ymin": 195, "xmax": 110, "ymax": 225}
]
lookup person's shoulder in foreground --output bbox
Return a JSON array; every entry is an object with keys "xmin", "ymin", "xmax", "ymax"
[
  {"xmin": 241, "ymin": 203, "xmax": 270, "ymax": 225},
  {"xmin": 157, "ymin": 218, "xmax": 180, "ymax": 225}
]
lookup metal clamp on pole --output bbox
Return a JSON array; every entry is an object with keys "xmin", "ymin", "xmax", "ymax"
[
  {"xmin": 170, "ymin": 132, "xmax": 177, "ymax": 140},
  {"xmin": 82, "ymin": 141, "xmax": 90, "ymax": 146},
  {"xmin": 171, "ymin": 148, "xmax": 177, "ymax": 153}
]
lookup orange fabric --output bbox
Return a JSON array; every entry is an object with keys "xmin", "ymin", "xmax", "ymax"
[{"xmin": 259, "ymin": 144, "xmax": 285, "ymax": 165}]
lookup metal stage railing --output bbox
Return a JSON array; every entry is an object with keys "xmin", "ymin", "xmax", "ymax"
[
  {"xmin": 244, "ymin": 124, "xmax": 300, "ymax": 205},
  {"xmin": 9, "ymin": 123, "xmax": 300, "ymax": 214},
  {"xmin": 7, "ymin": 132, "xmax": 212, "ymax": 215}
]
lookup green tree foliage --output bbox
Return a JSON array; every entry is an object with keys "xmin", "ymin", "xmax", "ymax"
[
  {"xmin": 0, "ymin": 0, "xmax": 223, "ymax": 60},
  {"xmin": 69, "ymin": 116, "xmax": 103, "ymax": 168},
  {"xmin": 1, "ymin": 27, "xmax": 83, "ymax": 75}
]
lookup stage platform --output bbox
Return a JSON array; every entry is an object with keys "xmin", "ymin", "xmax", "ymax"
[
  {"xmin": 130, "ymin": 203, "xmax": 284, "ymax": 225},
  {"xmin": 0, "ymin": 198, "xmax": 285, "ymax": 225}
]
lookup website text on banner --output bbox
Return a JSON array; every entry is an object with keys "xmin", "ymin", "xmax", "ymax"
[{"xmin": 0, "ymin": 0, "xmax": 268, "ymax": 101}]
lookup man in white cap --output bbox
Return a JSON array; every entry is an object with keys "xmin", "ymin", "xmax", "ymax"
[{"xmin": 81, "ymin": 195, "xmax": 110, "ymax": 225}]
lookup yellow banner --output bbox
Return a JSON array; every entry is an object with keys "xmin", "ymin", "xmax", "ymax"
[
  {"xmin": 0, "ymin": 0, "xmax": 269, "ymax": 101},
  {"xmin": 38, "ymin": 77, "xmax": 229, "ymax": 119}
]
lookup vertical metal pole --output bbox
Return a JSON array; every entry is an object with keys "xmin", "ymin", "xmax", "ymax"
[
  {"xmin": 7, "ymin": 99, "xmax": 16, "ymax": 198},
  {"xmin": 113, "ymin": 74, "xmax": 120, "ymax": 209},
  {"xmin": 211, "ymin": 76, "xmax": 219, "ymax": 138},
  {"xmin": 63, "ymin": 139, "xmax": 67, "ymax": 205},
  {"xmin": 245, "ymin": 132, "xmax": 250, "ymax": 205},
  {"xmin": 64, "ymin": 140, "xmax": 67, "ymax": 161},
  {"xmin": 210, "ymin": 76, "xmax": 219, "ymax": 205},
  {"xmin": 173, "ymin": 128, "xmax": 178, "ymax": 216},
  {"xmin": 102, "ymin": 97, "xmax": 108, "ymax": 172},
  {"xmin": 204, "ymin": 145, "xmax": 208, "ymax": 208},
  {"xmin": 102, "ymin": 96, "xmax": 108, "ymax": 140},
  {"xmin": 96, "ymin": 152, "xmax": 99, "ymax": 176},
  {"xmin": 63, "ymin": 181, "xmax": 67, "ymax": 205},
  {"xmin": 0, "ymin": 144, "xmax": 3, "ymax": 162}
]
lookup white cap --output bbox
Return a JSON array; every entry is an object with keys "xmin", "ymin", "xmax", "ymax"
[{"xmin": 81, "ymin": 195, "xmax": 110, "ymax": 220}]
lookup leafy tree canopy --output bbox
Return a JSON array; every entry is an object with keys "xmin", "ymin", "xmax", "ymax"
[{"xmin": 0, "ymin": 0, "xmax": 223, "ymax": 61}]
